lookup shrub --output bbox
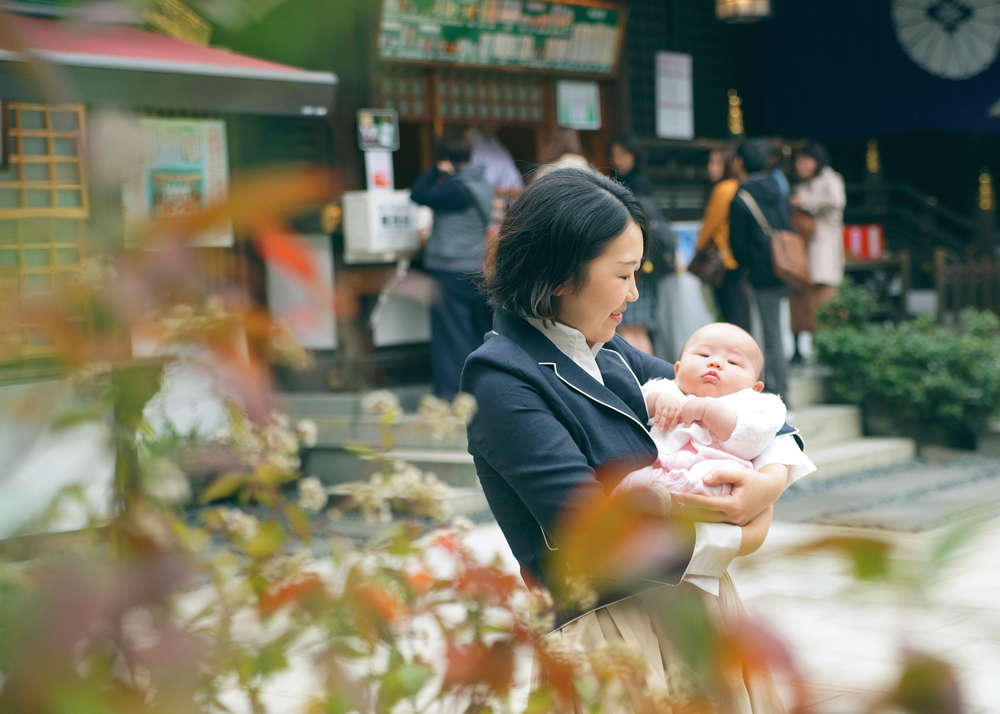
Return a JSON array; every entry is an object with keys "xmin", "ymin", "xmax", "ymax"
[{"xmin": 814, "ymin": 283, "xmax": 1000, "ymax": 433}]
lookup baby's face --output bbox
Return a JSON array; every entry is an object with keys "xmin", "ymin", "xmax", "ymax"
[{"xmin": 675, "ymin": 325, "xmax": 764, "ymax": 398}]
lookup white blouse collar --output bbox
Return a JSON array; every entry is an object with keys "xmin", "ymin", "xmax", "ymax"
[{"xmin": 525, "ymin": 317, "xmax": 605, "ymax": 386}]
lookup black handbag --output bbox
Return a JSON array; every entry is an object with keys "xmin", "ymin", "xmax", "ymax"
[{"xmin": 688, "ymin": 246, "xmax": 727, "ymax": 288}]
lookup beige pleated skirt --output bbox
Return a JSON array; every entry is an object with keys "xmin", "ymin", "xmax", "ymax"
[{"xmin": 537, "ymin": 573, "xmax": 785, "ymax": 713}]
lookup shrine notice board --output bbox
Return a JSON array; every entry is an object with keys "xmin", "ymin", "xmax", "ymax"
[{"xmin": 377, "ymin": 0, "xmax": 624, "ymax": 75}]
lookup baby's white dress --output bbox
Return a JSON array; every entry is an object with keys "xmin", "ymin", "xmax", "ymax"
[{"xmin": 613, "ymin": 378, "xmax": 787, "ymax": 499}]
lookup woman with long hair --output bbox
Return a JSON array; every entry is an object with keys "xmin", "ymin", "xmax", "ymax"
[{"xmin": 789, "ymin": 142, "xmax": 846, "ymax": 364}]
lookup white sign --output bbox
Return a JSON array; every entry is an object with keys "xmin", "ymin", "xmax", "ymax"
[
  {"xmin": 342, "ymin": 190, "xmax": 419, "ymax": 263},
  {"xmin": 266, "ymin": 234, "xmax": 337, "ymax": 350},
  {"xmin": 364, "ymin": 150, "xmax": 395, "ymax": 191},
  {"xmin": 556, "ymin": 80, "xmax": 601, "ymax": 130},
  {"xmin": 655, "ymin": 52, "xmax": 694, "ymax": 140}
]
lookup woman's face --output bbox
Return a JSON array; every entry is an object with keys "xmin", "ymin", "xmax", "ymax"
[
  {"xmin": 707, "ymin": 151, "xmax": 726, "ymax": 183},
  {"xmin": 795, "ymin": 154, "xmax": 818, "ymax": 181},
  {"xmin": 554, "ymin": 220, "xmax": 643, "ymax": 347},
  {"xmin": 610, "ymin": 143, "xmax": 636, "ymax": 175}
]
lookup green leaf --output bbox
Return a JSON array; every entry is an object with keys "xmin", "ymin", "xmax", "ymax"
[
  {"xmin": 111, "ymin": 360, "xmax": 166, "ymax": 429},
  {"xmin": 198, "ymin": 472, "xmax": 249, "ymax": 504},
  {"xmin": 796, "ymin": 536, "xmax": 892, "ymax": 581},
  {"xmin": 242, "ymin": 521, "xmax": 287, "ymax": 559},
  {"xmin": 524, "ymin": 689, "xmax": 556, "ymax": 714},
  {"xmin": 928, "ymin": 518, "xmax": 984, "ymax": 573},
  {"xmin": 344, "ymin": 443, "xmax": 377, "ymax": 457},
  {"xmin": 283, "ymin": 503, "xmax": 313, "ymax": 542},
  {"xmin": 395, "ymin": 663, "xmax": 432, "ymax": 695}
]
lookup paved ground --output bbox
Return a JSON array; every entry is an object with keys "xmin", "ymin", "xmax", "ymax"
[{"xmin": 776, "ymin": 452, "xmax": 1000, "ymax": 532}]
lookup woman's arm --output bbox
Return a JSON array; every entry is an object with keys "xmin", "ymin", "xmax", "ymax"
[
  {"xmin": 696, "ymin": 182, "xmax": 736, "ymax": 251},
  {"xmin": 737, "ymin": 506, "xmax": 773, "ymax": 556}
]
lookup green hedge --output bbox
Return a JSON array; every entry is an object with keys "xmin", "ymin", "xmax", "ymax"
[{"xmin": 814, "ymin": 283, "xmax": 1000, "ymax": 433}]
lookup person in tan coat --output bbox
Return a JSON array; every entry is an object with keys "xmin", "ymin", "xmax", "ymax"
[
  {"xmin": 696, "ymin": 146, "xmax": 749, "ymax": 330},
  {"xmin": 789, "ymin": 143, "xmax": 846, "ymax": 364}
]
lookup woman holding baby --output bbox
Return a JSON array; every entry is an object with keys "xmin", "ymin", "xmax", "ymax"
[{"xmin": 461, "ymin": 169, "xmax": 815, "ymax": 712}]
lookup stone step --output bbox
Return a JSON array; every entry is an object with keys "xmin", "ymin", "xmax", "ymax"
[
  {"xmin": 787, "ymin": 366, "xmax": 830, "ymax": 409},
  {"xmin": 804, "ymin": 437, "xmax": 916, "ymax": 482},
  {"xmin": 307, "ymin": 414, "xmax": 467, "ymax": 451},
  {"xmin": 303, "ymin": 446, "xmax": 478, "ymax": 488},
  {"xmin": 278, "ymin": 385, "xmax": 433, "ymax": 419},
  {"xmin": 791, "ymin": 404, "xmax": 862, "ymax": 450}
]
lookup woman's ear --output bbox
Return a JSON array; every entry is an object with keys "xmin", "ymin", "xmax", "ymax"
[{"xmin": 753, "ymin": 381, "xmax": 765, "ymax": 392}]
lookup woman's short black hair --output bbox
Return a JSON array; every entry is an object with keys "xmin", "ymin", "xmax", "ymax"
[
  {"xmin": 437, "ymin": 134, "xmax": 472, "ymax": 164},
  {"xmin": 610, "ymin": 133, "xmax": 646, "ymax": 171},
  {"xmin": 482, "ymin": 168, "xmax": 650, "ymax": 322},
  {"xmin": 797, "ymin": 142, "xmax": 830, "ymax": 173}
]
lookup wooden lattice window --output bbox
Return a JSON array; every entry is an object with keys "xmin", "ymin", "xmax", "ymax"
[
  {"xmin": 0, "ymin": 103, "xmax": 89, "ymax": 362},
  {"xmin": 1, "ymin": 103, "xmax": 89, "ymax": 218},
  {"xmin": 437, "ymin": 69, "xmax": 542, "ymax": 124},
  {"xmin": 377, "ymin": 66, "xmax": 431, "ymax": 120}
]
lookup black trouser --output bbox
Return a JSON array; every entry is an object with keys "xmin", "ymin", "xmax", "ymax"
[
  {"xmin": 713, "ymin": 268, "xmax": 751, "ymax": 332},
  {"xmin": 426, "ymin": 269, "xmax": 492, "ymax": 400}
]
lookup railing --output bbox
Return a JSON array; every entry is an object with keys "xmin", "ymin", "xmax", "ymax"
[{"xmin": 934, "ymin": 247, "xmax": 1000, "ymax": 321}]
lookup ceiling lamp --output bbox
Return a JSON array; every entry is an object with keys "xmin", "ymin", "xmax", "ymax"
[{"xmin": 715, "ymin": 0, "xmax": 771, "ymax": 23}]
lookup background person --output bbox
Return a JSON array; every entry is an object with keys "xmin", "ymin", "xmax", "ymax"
[
  {"xmin": 610, "ymin": 134, "xmax": 658, "ymax": 354},
  {"xmin": 729, "ymin": 138, "xmax": 795, "ymax": 404},
  {"xmin": 410, "ymin": 133, "xmax": 495, "ymax": 399},
  {"xmin": 789, "ymin": 142, "xmax": 846, "ymax": 364},
  {"xmin": 464, "ymin": 168, "xmax": 811, "ymax": 710},
  {"xmin": 696, "ymin": 145, "xmax": 749, "ymax": 330},
  {"xmin": 531, "ymin": 127, "xmax": 593, "ymax": 181}
]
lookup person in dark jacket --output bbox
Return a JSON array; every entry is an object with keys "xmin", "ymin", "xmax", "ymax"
[
  {"xmin": 462, "ymin": 169, "xmax": 809, "ymax": 709},
  {"xmin": 411, "ymin": 134, "xmax": 496, "ymax": 399},
  {"xmin": 728, "ymin": 137, "xmax": 794, "ymax": 403}
]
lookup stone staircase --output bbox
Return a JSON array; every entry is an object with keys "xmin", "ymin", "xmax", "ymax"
[
  {"xmin": 279, "ymin": 367, "xmax": 917, "ymax": 517},
  {"xmin": 786, "ymin": 366, "xmax": 916, "ymax": 481}
]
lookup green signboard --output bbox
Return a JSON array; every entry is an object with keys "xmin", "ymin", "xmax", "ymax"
[{"xmin": 377, "ymin": 0, "xmax": 623, "ymax": 75}]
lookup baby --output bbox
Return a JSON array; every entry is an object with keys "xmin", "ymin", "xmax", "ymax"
[{"xmin": 614, "ymin": 322, "xmax": 786, "ymax": 500}]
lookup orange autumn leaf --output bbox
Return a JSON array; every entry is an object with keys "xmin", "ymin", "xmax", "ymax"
[
  {"xmin": 533, "ymin": 644, "xmax": 578, "ymax": 704},
  {"xmin": 356, "ymin": 584, "xmax": 406, "ymax": 623},
  {"xmin": 258, "ymin": 573, "xmax": 327, "ymax": 617},
  {"xmin": 405, "ymin": 568, "xmax": 434, "ymax": 595},
  {"xmin": 454, "ymin": 565, "xmax": 521, "ymax": 603},
  {"xmin": 443, "ymin": 640, "xmax": 515, "ymax": 696},
  {"xmin": 140, "ymin": 166, "xmax": 342, "ymax": 245},
  {"xmin": 551, "ymin": 485, "xmax": 695, "ymax": 591},
  {"xmin": 254, "ymin": 223, "xmax": 317, "ymax": 281}
]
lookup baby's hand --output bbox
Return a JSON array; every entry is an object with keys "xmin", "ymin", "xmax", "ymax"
[
  {"xmin": 681, "ymin": 397, "xmax": 710, "ymax": 427},
  {"xmin": 651, "ymin": 393, "xmax": 683, "ymax": 431}
]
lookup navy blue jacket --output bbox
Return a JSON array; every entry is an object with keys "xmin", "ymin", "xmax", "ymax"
[{"xmin": 462, "ymin": 310, "xmax": 799, "ymax": 622}]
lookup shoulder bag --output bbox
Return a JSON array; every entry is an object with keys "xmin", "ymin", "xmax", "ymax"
[
  {"xmin": 738, "ymin": 189, "xmax": 813, "ymax": 292},
  {"xmin": 687, "ymin": 246, "xmax": 727, "ymax": 287}
]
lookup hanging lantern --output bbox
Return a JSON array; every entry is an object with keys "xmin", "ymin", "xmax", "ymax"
[{"xmin": 715, "ymin": 0, "xmax": 771, "ymax": 23}]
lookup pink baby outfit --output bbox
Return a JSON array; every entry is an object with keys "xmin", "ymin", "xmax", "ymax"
[{"xmin": 614, "ymin": 378, "xmax": 786, "ymax": 498}]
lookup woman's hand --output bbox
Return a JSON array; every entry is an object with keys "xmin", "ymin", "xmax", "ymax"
[{"xmin": 673, "ymin": 463, "xmax": 788, "ymax": 526}]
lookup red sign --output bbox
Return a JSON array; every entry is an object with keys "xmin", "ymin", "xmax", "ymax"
[{"xmin": 844, "ymin": 224, "xmax": 884, "ymax": 259}]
